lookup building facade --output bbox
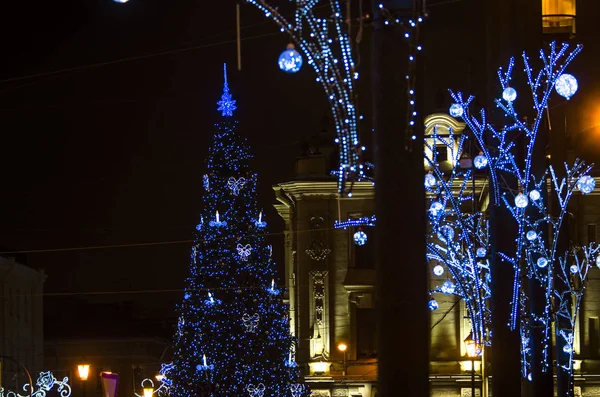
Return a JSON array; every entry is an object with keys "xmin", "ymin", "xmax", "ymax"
[
  {"xmin": 0, "ymin": 255, "xmax": 45, "ymax": 384},
  {"xmin": 274, "ymin": 109, "xmax": 600, "ymax": 396}
]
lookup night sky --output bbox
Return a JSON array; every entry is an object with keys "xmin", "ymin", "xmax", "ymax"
[
  {"xmin": 2, "ymin": 0, "xmax": 600, "ymax": 337},
  {"xmin": 0, "ymin": 0, "xmax": 329, "ymax": 335}
]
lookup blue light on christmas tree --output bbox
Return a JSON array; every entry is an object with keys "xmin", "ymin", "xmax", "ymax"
[{"xmin": 170, "ymin": 65, "xmax": 307, "ymax": 397}]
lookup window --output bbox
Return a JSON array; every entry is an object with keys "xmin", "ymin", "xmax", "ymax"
[
  {"xmin": 353, "ymin": 227, "xmax": 375, "ymax": 269},
  {"xmin": 588, "ymin": 224, "xmax": 597, "ymax": 245},
  {"xmin": 590, "ymin": 317, "xmax": 599, "ymax": 358},
  {"xmin": 356, "ymin": 308, "xmax": 378, "ymax": 358},
  {"xmin": 542, "ymin": 0, "xmax": 576, "ymax": 35}
]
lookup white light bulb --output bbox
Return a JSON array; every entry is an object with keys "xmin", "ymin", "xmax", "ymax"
[
  {"xmin": 526, "ymin": 230, "xmax": 537, "ymax": 241},
  {"xmin": 503, "ymin": 87, "xmax": 517, "ymax": 102},
  {"xmin": 577, "ymin": 175, "xmax": 595, "ymax": 194},
  {"xmin": 555, "ymin": 74, "xmax": 578, "ymax": 100},
  {"xmin": 424, "ymin": 173, "xmax": 436, "ymax": 188},
  {"xmin": 515, "ymin": 193, "xmax": 529, "ymax": 208},
  {"xmin": 449, "ymin": 103, "xmax": 463, "ymax": 118},
  {"xmin": 433, "ymin": 265, "xmax": 444, "ymax": 276},
  {"xmin": 529, "ymin": 190, "xmax": 541, "ymax": 201},
  {"xmin": 569, "ymin": 264, "xmax": 578, "ymax": 274},
  {"xmin": 473, "ymin": 154, "xmax": 488, "ymax": 169},
  {"xmin": 537, "ymin": 257, "xmax": 548, "ymax": 268}
]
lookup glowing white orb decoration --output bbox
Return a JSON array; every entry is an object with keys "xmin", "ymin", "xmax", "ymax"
[
  {"xmin": 433, "ymin": 264, "xmax": 444, "ymax": 276},
  {"xmin": 529, "ymin": 189, "xmax": 541, "ymax": 201},
  {"xmin": 596, "ymin": 254, "xmax": 600, "ymax": 268},
  {"xmin": 563, "ymin": 344, "xmax": 573, "ymax": 354},
  {"xmin": 577, "ymin": 175, "xmax": 595, "ymax": 194},
  {"xmin": 424, "ymin": 173, "xmax": 436, "ymax": 188},
  {"xmin": 502, "ymin": 87, "xmax": 517, "ymax": 102},
  {"xmin": 437, "ymin": 225, "xmax": 455, "ymax": 242},
  {"xmin": 353, "ymin": 230, "xmax": 367, "ymax": 246},
  {"xmin": 278, "ymin": 44, "xmax": 303, "ymax": 73},
  {"xmin": 476, "ymin": 247, "xmax": 487, "ymax": 258},
  {"xmin": 441, "ymin": 280, "xmax": 456, "ymax": 294},
  {"xmin": 428, "ymin": 299, "xmax": 439, "ymax": 311},
  {"xmin": 537, "ymin": 257, "xmax": 549, "ymax": 268},
  {"xmin": 113, "ymin": 0, "xmax": 129, "ymax": 3},
  {"xmin": 526, "ymin": 230, "xmax": 538, "ymax": 241},
  {"xmin": 429, "ymin": 201, "xmax": 444, "ymax": 217},
  {"xmin": 515, "ymin": 193, "xmax": 529, "ymax": 208},
  {"xmin": 555, "ymin": 74, "xmax": 578, "ymax": 100},
  {"xmin": 449, "ymin": 103, "xmax": 463, "ymax": 118},
  {"xmin": 474, "ymin": 153, "xmax": 488, "ymax": 169},
  {"xmin": 570, "ymin": 264, "xmax": 578, "ymax": 274}
]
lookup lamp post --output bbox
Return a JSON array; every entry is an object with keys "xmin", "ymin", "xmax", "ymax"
[
  {"xmin": 337, "ymin": 343, "xmax": 348, "ymax": 377},
  {"xmin": 464, "ymin": 333, "xmax": 480, "ymax": 397},
  {"xmin": 77, "ymin": 364, "xmax": 90, "ymax": 397}
]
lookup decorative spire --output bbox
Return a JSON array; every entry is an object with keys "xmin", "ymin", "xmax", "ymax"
[{"xmin": 217, "ymin": 64, "xmax": 237, "ymax": 117}]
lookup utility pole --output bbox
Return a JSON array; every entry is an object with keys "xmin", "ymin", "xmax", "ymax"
[{"xmin": 373, "ymin": 1, "xmax": 428, "ymax": 396}]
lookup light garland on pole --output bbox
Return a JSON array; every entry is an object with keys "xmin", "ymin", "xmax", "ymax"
[{"xmin": 245, "ymin": 0, "xmax": 363, "ymax": 194}]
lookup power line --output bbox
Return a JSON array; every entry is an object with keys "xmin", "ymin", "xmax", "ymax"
[
  {"xmin": 0, "ymin": 226, "xmax": 344, "ymax": 255},
  {"xmin": 0, "ymin": 32, "xmax": 278, "ymax": 91}
]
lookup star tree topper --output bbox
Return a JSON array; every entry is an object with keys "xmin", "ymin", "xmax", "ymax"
[{"xmin": 217, "ymin": 63, "xmax": 237, "ymax": 117}]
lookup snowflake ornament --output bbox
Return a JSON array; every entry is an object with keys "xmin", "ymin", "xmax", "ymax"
[{"xmin": 217, "ymin": 64, "xmax": 237, "ymax": 117}]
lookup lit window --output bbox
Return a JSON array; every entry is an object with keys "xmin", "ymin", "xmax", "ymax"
[{"xmin": 542, "ymin": 0, "xmax": 576, "ymax": 35}]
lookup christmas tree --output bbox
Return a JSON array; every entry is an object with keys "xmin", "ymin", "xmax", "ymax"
[{"xmin": 170, "ymin": 65, "xmax": 307, "ymax": 397}]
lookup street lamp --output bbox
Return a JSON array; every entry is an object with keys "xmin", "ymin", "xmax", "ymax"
[
  {"xmin": 464, "ymin": 333, "xmax": 480, "ymax": 397},
  {"xmin": 77, "ymin": 364, "xmax": 90, "ymax": 397},
  {"xmin": 337, "ymin": 342, "xmax": 348, "ymax": 377}
]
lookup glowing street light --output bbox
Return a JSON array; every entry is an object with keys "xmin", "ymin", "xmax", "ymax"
[
  {"xmin": 338, "ymin": 342, "xmax": 348, "ymax": 377},
  {"xmin": 77, "ymin": 365, "xmax": 90, "ymax": 381},
  {"xmin": 77, "ymin": 364, "xmax": 90, "ymax": 397},
  {"xmin": 464, "ymin": 333, "xmax": 480, "ymax": 397}
]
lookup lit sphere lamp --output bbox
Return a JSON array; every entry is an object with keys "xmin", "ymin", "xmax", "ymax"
[
  {"xmin": 555, "ymin": 74, "xmax": 578, "ymax": 100},
  {"xmin": 278, "ymin": 44, "xmax": 303, "ymax": 73}
]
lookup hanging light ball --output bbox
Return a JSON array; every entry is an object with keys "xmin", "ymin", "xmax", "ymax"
[
  {"xmin": 433, "ymin": 264, "xmax": 444, "ymax": 276},
  {"xmin": 526, "ymin": 230, "xmax": 538, "ymax": 241},
  {"xmin": 537, "ymin": 257, "xmax": 549, "ymax": 268},
  {"xmin": 353, "ymin": 229, "xmax": 368, "ymax": 246},
  {"xmin": 595, "ymin": 255, "xmax": 600, "ymax": 268},
  {"xmin": 577, "ymin": 175, "xmax": 596, "ymax": 194},
  {"xmin": 502, "ymin": 87, "xmax": 517, "ymax": 102},
  {"xmin": 476, "ymin": 247, "xmax": 487, "ymax": 258},
  {"xmin": 570, "ymin": 264, "xmax": 579, "ymax": 274},
  {"xmin": 428, "ymin": 299, "xmax": 439, "ymax": 311},
  {"xmin": 113, "ymin": 0, "xmax": 129, "ymax": 2},
  {"xmin": 437, "ymin": 225, "xmax": 455, "ymax": 242},
  {"xmin": 555, "ymin": 74, "xmax": 578, "ymax": 100},
  {"xmin": 473, "ymin": 153, "xmax": 488, "ymax": 169},
  {"xmin": 449, "ymin": 103, "xmax": 464, "ymax": 118},
  {"xmin": 515, "ymin": 193, "xmax": 529, "ymax": 208},
  {"xmin": 563, "ymin": 344, "xmax": 573, "ymax": 354},
  {"xmin": 278, "ymin": 44, "xmax": 303, "ymax": 73},
  {"xmin": 529, "ymin": 189, "xmax": 541, "ymax": 201},
  {"xmin": 429, "ymin": 201, "xmax": 444, "ymax": 217},
  {"xmin": 441, "ymin": 280, "xmax": 456, "ymax": 294},
  {"xmin": 424, "ymin": 172, "xmax": 436, "ymax": 188}
]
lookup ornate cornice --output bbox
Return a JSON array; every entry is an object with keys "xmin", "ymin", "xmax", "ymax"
[{"xmin": 273, "ymin": 181, "xmax": 374, "ymax": 200}]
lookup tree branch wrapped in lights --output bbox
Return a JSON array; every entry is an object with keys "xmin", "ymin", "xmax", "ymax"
[{"xmin": 245, "ymin": 0, "xmax": 362, "ymax": 193}]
